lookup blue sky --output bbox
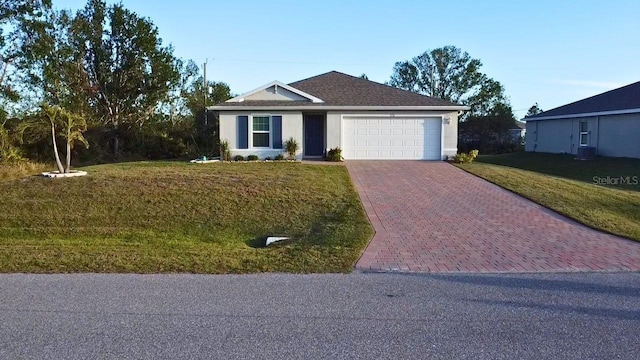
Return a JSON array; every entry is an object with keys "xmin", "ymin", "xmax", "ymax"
[{"xmin": 56, "ymin": 0, "xmax": 640, "ymax": 118}]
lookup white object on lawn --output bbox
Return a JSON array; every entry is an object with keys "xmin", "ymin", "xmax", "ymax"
[
  {"xmin": 266, "ymin": 237, "xmax": 289, "ymax": 246},
  {"xmin": 42, "ymin": 170, "xmax": 88, "ymax": 178},
  {"xmin": 189, "ymin": 159, "xmax": 220, "ymax": 164}
]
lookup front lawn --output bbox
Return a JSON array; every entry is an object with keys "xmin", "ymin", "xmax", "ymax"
[
  {"xmin": 455, "ymin": 153, "xmax": 640, "ymax": 241},
  {"xmin": 0, "ymin": 162, "xmax": 373, "ymax": 273}
]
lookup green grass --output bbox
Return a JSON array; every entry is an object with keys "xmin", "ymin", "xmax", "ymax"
[
  {"xmin": 473, "ymin": 152, "xmax": 640, "ymax": 191},
  {"xmin": 0, "ymin": 161, "xmax": 373, "ymax": 273},
  {"xmin": 455, "ymin": 153, "xmax": 640, "ymax": 241}
]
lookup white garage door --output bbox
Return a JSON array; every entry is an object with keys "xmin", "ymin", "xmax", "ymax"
[{"xmin": 342, "ymin": 117, "xmax": 442, "ymax": 160}]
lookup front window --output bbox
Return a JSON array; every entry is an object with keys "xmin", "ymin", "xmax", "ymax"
[
  {"xmin": 252, "ymin": 116, "xmax": 270, "ymax": 148},
  {"xmin": 579, "ymin": 121, "xmax": 588, "ymax": 146}
]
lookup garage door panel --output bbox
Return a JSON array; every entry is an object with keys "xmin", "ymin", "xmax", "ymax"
[{"xmin": 343, "ymin": 117, "xmax": 441, "ymax": 160}]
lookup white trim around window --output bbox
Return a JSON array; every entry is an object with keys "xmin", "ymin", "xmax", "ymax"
[
  {"xmin": 250, "ymin": 115, "xmax": 272, "ymax": 149},
  {"xmin": 579, "ymin": 120, "xmax": 588, "ymax": 146}
]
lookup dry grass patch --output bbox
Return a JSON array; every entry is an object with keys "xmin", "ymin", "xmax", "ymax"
[{"xmin": 0, "ymin": 161, "xmax": 51, "ymax": 182}]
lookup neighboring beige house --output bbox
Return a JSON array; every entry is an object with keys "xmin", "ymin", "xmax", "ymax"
[
  {"xmin": 510, "ymin": 121, "xmax": 526, "ymax": 142},
  {"xmin": 209, "ymin": 71, "xmax": 468, "ymax": 160},
  {"xmin": 525, "ymin": 81, "xmax": 640, "ymax": 158}
]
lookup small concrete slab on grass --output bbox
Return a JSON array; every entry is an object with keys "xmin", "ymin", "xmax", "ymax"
[{"xmin": 42, "ymin": 170, "xmax": 87, "ymax": 178}]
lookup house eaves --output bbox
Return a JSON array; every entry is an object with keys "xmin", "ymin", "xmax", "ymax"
[
  {"xmin": 208, "ymin": 105, "xmax": 470, "ymax": 111},
  {"xmin": 526, "ymin": 80, "xmax": 640, "ymax": 121},
  {"xmin": 525, "ymin": 108, "xmax": 640, "ymax": 121}
]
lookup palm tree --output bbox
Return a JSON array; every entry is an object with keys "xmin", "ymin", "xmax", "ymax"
[
  {"xmin": 20, "ymin": 104, "xmax": 88, "ymax": 173},
  {"xmin": 59, "ymin": 108, "xmax": 88, "ymax": 173}
]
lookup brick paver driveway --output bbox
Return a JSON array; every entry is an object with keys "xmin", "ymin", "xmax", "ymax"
[{"xmin": 347, "ymin": 161, "xmax": 640, "ymax": 273}]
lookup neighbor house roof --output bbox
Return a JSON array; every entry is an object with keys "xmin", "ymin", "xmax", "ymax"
[
  {"xmin": 209, "ymin": 71, "xmax": 468, "ymax": 111},
  {"xmin": 526, "ymin": 81, "xmax": 640, "ymax": 121}
]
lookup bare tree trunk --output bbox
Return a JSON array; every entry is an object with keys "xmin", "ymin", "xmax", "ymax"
[
  {"xmin": 51, "ymin": 123, "xmax": 64, "ymax": 173},
  {"xmin": 65, "ymin": 140, "xmax": 71, "ymax": 173},
  {"xmin": 113, "ymin": 135, "xmax": 119, "ymax": 159}
]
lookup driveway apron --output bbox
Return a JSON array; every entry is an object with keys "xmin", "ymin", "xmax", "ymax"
[{"xmin": 346, "ymin": 161, "xmax": 640, "ymax": 273}]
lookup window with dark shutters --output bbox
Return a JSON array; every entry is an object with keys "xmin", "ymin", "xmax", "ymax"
[
  {"xmin": 237, "ymin": 115, "xmax": 249, "ymax": 149},
  {"xmin": 272, "ymin": 116, "xmax": 282, "ymax": 149}
]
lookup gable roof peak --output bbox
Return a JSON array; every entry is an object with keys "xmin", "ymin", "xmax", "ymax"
[{"xmin": 226, "ymin": 80, "xmax": 324, "ymax": 103}]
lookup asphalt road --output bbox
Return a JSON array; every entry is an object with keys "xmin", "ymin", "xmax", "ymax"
[{"xmin": 1, "ymin": 272, "xmax": 639, "ymax": 359}]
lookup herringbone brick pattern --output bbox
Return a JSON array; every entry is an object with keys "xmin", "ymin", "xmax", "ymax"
[{"xmin": 347, "ymin": 161, "xmax": 640, "ymax": 273}]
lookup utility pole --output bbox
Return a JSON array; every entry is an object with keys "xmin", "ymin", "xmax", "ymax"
[
  {"xmin": 429, "ymin": 63, "xmax": 434, "ymax": 97},
  {"xmin": 203, "ymin": 60, "xmax": 208, "ymax": 125}
]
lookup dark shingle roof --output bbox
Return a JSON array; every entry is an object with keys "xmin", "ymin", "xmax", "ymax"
[
  {"xmin": 289, "ymin": 71, "xmax": 459, "ymax": 107},
  {"xmin": 213, "ymin": 71, "xmax": 463, "ymax": 108},
  {"xmin": 527, "ymin": 81, "xmax": 640, "ymax": 119}
]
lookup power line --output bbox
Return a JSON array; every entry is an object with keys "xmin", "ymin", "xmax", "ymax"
[{"xmin": 210, "ymin": 57, "xmax": 389, "ymax": 67}]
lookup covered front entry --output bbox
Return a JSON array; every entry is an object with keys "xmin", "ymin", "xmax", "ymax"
[
  {"xmin": 342, "ymin": 117, "xmax": 442, "ymax": 160},
  {"xmin": 304, "ymin": 114, "xmax": 325, "ymax": 157}
]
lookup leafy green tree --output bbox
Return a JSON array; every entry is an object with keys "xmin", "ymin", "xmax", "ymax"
[
  {"xmin": 525, "ymin": 103, "xmax": 543, "ymax": 117},
  {"xmin": 153, "ymin": 59, "xmax": 231, "ymax": 157},
  {"xmin": 0, "ymin": 0, "xmax": 52, "ymax": 103},
  {"xmin": 183, "ymin": 77, "xmax": 231, "ymax": 155},
  {"xmin": 389, "ymin": 45, "xmax": 508, "ymax": 118},
  {"xmin": 182, "ymin": 77, "xmax": 231, "ymax": 116},
  {"xmin": 18, "ymin": 8, "xmax": 91, "ymax": 112},
  {"xmin": 69, "ymin": 0, "xmax": 180, "ymax": 156},
  {"xmin": 0, "ymin": 111, "xmax": 25, "ymax": 162},
  {"xmin": 458, "ymin": 103, "xmax": 518, "ymax": 154},
  {"xmin": 160, "ymin": 59, "xmax": 200, "ymax": 125}
]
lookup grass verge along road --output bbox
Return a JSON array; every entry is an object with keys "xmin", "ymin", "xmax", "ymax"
[{"xmin": 0, "ymin": 161, "xmax": 373, "ymax": 273}]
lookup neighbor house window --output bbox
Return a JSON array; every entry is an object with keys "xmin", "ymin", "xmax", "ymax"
[
  {"xmin": 252, "ymin": 116, "xmax": 270, "ymax": 148},
  {"xmin": 579, "ymin": 121, "xmax": 588, "ymax": 146}
]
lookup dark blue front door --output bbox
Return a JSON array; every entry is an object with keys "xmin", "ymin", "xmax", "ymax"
[{"xmin": 304, "ymin": 115, "xmax": 324, "ymax": 156}]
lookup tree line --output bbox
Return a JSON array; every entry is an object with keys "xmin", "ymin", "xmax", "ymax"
[
  {"xmin": 1, "ymin": 1, "xmax": 541, "ymax": 166},
  {"xmin": 0, "ymin": 0, "xmax": 230, "ymax": 165},
  {"xmin": 389, "ymin": 45, "xmax": 543, "ymax": 154}
]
